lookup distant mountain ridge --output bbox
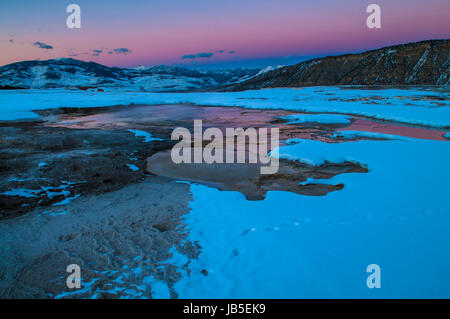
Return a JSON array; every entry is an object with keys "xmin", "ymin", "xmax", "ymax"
[
  {"xmin": 1, "ymin": 40, "xmax": 448, "ymax": 92},
  {"xmin": 225, "ymin": 39, "xmax": 449, "ymax": 91},
  {"xmin": 0, "ymin": 58, "xmax": 260, "ymax": 92}
]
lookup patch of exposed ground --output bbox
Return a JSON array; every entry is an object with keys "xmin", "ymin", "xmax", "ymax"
[
  {"xmin": 146, "ymin": 150, "xmax": 367, "ymax": 200},
  {"xmin": 0, "ymin": 121, "xmax": 173, "ymax": 220},
  {"xmin": 0, "ymin": 177, "xmax": 197, "ymax": 299}
]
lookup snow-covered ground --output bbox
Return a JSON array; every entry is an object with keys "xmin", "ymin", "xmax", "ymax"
[
  {"xmin": 1, "ymin": 87, "xmax": 449, "ymax": 127},
  {"xmin": 331, "ymin": 130, "xmax": 412, "ymax": 140},
  {"xmin": 127, "ymin": 129, "xmax": 164, "ymax": 142},
  {"xmin": 279, "ymin": 113, "xmax": 351, "ymax": 124},
  {"xmin": 1, "ymin": 86, "xmax": 449, "ymax": 298},
  {"xmin": 168, "ymin": 136, "xmax": 450, "ymax": 298}
]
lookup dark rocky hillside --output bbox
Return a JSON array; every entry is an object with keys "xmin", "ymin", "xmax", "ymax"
[{"xmin": 226, "ymin": 39, "xmax": 449, "ymax": 90}]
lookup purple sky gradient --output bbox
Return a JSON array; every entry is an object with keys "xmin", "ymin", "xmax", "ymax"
[{"xmin": 0, "ymin": 0, "xmax": 449, "ymax": 68}]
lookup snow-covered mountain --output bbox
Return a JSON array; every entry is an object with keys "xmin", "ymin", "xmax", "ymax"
[{"xmin": 0, "ymin": 58, "xmax": 260, "ymax": 92}]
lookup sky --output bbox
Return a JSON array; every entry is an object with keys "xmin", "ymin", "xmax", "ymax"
[{"xmin": 0, "ymin": 0, "xmax": 449, "ymax": 69}]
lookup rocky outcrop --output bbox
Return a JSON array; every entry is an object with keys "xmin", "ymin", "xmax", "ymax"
[{"xmin": 226, "ymin": 39, "xmax": 449, "ymax": 90}]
